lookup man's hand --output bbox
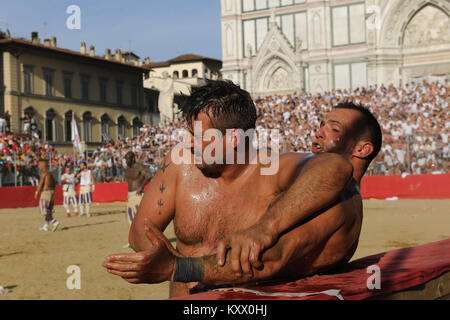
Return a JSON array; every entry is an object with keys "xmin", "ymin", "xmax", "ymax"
[
  {"xmin": 34, "ymin": 190, "xmax": 39, "ymax": 199},
  {"xmin": 103, "ymin": 223, "xmax": 177, "ymax": 284},
  {"xmin": 216, "ymin": 222, "xmax": 277, "ymax": 276}
]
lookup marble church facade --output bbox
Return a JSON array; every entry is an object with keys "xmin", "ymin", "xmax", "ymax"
[{"xmin": 220, "ymin": 0, "xmax": 450, "ymax": 96}]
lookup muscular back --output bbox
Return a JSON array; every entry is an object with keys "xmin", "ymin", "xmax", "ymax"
[{"xmin": 275, "ymin": 183, "xmax": 362, "ymax": 279}]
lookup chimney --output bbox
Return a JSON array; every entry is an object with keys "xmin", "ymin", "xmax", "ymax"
[
  {"xmin": 43, "ymin": 38, "xmax": 51, "ymax": 46},
  {"xmin": 105, "ymin": 48, "xmax": 112, "ymax": 60},
  {"xmin": 144, "ymin": 57, "xmax": 150, "ymax": 64},
  {"xmin": 115, "ymin": 49, "xmax": 122, "ymax": 61},
  {"xmin": 31, "ymin": 31, "xmax": 40, "ymax": 44},
  {"xmin": 80, "ymin": 42, "xmax": 87, "ymax": 54},
  {"xmin": 50, "ymin": 36, "xmax": 57, "ymax": 48},
  {"xmin": 89, "ymin": 45, "xmax": 95, "ymax": 56}
]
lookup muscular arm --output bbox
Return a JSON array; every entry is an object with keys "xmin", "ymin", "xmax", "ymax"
[
  {"xmin": 217, "ymin": 152, "xmax": 354, "ymax": 272},
  {"xmin": 35, "ymin": 172, "xmax": 47, "ymax": 196},
  {"xmin": 175, "ymin": 205, "xmax": 350, "ymax": 285},
  {"xmin": 129, "ymin": 152, "xmax": 177, "ymax": 252},
  {"xmin": 265, "ymin": 152, "xmax": 353, "ymax": 236},
  {"xmin": 103, "ymin": 205, "xmax": 352, "ymax": 286}
]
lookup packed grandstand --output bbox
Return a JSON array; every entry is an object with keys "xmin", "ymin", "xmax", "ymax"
[{"xmin": 0, "ymin": 80, "xmax": 448, "ymax": 186}]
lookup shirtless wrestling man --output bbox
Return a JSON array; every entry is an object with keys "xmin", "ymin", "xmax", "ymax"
[{"xmin": 103, "ymin": 80, "xmax": 382, "ymax": 298}]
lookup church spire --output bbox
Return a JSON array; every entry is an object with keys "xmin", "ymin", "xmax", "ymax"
[{"xmin": 270, "ymin": 9, "xmax": 277, "ymax": 28}]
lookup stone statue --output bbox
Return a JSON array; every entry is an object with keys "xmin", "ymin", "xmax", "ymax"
[
  {"xmin": 270, "ymin": 9, "xmax": 277, "ymax": 28},
  {"xmin": 246, "ymin": 43, "xmax": 253, "ymax": 57},
  {"xmin": 296, "ymin": 37, "xmax": 303, "ymax": 52},
  {"xmin": 158, "ymin": 71, "xmax": 175, "ymax": 126}
]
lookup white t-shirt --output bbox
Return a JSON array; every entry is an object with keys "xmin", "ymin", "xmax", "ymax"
[
  {"xmin": 61, "ymin": 173, "xmax": 76, "ymax": 191},
  {"xmin": 394, "ymin": 149, "xmax": 406, "ymax": 164},
  {"xmin": 80, "ymin": 170, "xmax": 93, "ymax": 186},
  {"xmin": 391, "ymin": 129, "xmax": 403, "ymax": 139},
  {"xmin": 94, "ymin": 157, "xmax": 103, "ymax": 168},
  {"xmin": 402, "ymin": 123, "xmax": 418, "ymax": 135},
  {"xmin": 417, "ymin": 157, "xmax": 426, "ymax": 166},
  {"xmin": 0, "ymin": 118, "xmax": 6, "ymax": 133}
]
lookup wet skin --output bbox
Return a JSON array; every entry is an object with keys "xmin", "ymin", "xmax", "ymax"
[{"xmin": 125, "ymin": 111, "xmax": 365, "ymax": 297}]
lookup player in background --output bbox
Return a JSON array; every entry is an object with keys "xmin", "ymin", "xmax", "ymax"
[
  {"xmin": 77, "ymin": 162, "xmax": 95, "ymax": 217},
  {"xmin": 61, "ymin": 166, "xmax": 79, "ymax": 217},
  {"xmin": 35, "ymin": 160, "xmax": 59, "ymax": 231},
  {"xmin": 124, "ymin": 151, "xmax": 153, "ymax": 225}
]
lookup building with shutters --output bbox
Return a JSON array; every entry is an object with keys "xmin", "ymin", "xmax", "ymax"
[{"xmin": 0, "ymin": 32, "xmax": 150, "ymax": 153}]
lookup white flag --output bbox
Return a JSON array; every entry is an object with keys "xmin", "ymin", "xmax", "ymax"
[{"xmin": 71, "ymin": 113, "xmax": 84, "ymax": 154}]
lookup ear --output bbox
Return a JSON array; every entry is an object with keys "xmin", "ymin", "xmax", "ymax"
[{"xmin": 352, "ymin": 141, "xmax": 374, "ymax": 159}]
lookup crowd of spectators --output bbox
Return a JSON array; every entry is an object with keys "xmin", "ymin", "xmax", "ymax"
[
  {"xmin": 0, "ymin": 80, "xmax": 448, "ymax": 186},
  {"xmin": 0, "ymin": 133, "xmax": 57, "ymax": 186},
  {"xmin": 0, "ymin": 120, "xmax": 186, "ymax": 186},
  {"xmin": 253, "ymin": 80, "xmax": 448, "ymax": 176}
]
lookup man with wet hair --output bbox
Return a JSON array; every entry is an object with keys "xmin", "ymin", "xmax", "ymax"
[
  {"xmin": 104, "ymin": 81, "xmax": 382, "ymax": 298},
  {"xmin": 35, "ymin": 160, "xmax": 59, "ymax": 232}
]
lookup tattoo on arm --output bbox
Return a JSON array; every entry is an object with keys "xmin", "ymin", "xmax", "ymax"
[
  {"xmin": 157, "ymin": 198, "xmax": 164, "ymax": 215},
  {"xmin": 154, "ymin": 159, "xmax": 171, "ymax": 216},
  {"xmin": 160, "ymin": 159, "xmax": 171, "ymax": 173}
]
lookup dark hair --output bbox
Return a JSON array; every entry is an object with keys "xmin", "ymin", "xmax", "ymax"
[
  {"xmin": 181, "ymin": 80, "xmax": 257, "ymax": 132},
  {"xmin": 334, "ymin": 101, "xmax": 382, "ymax": 162},
  {"xmin": 125, "ymin": 151, "xmax": 135, "ymax": 159}
]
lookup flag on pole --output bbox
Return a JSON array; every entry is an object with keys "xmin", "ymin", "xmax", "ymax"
[{"xmin": 71, "ymin": 113, "xmax": 84, "ymax": 154}]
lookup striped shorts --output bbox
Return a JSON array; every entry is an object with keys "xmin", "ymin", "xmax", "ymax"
[
  {"xmin": 126, "ymin": 191, "xmax": 143, "ymax": 225},
  {"xmin": 79, "ymin": 185, "xmax": 92, "ymax": 204},
  {"xmin": 63, "ymin": 189, "xmax": 78, "ymax": 206},
  {"xmin": 39, "ymin": 190, "xmax": 55, "ymax": 221}
]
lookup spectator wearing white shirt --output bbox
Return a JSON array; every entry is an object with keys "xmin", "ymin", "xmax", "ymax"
[{"xmin": 0, "ymin": 114, "xmax": 6, "ymax": 134}]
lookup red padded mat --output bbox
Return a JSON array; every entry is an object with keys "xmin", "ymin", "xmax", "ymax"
[{"xmin": 173, "ymin": 238, "xmax": 450, "ymax": 300}]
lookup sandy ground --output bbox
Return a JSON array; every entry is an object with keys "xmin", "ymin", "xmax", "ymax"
[{"xmin": 0, "ymin": 199, "xmax": 449, "ymax": 300}]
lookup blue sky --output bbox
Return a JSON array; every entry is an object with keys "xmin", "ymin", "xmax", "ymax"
[{"xmin": 0, "ymin": 0, "xmax": 222, "ymax": 62}]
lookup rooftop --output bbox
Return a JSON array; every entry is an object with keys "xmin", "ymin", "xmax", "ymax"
[
  {"xmin": 0, "ymin": 36, "xmax": 149, "ymax": 72},
  {"xmin": 145, "ymin": 53, "xmax": 222, "ymax": 68}
]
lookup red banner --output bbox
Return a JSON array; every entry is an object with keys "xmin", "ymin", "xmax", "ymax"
[
  {"xmin": 0, "ymin": 183, "xmax": 129, "ymax": 209},
  {"xmin": 0, "ymin": 174, "xmax": 449, "ymax": 209},
  {"xmin": 360, "ymin": 173, "xmax": 450, "ymax": 199}
]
